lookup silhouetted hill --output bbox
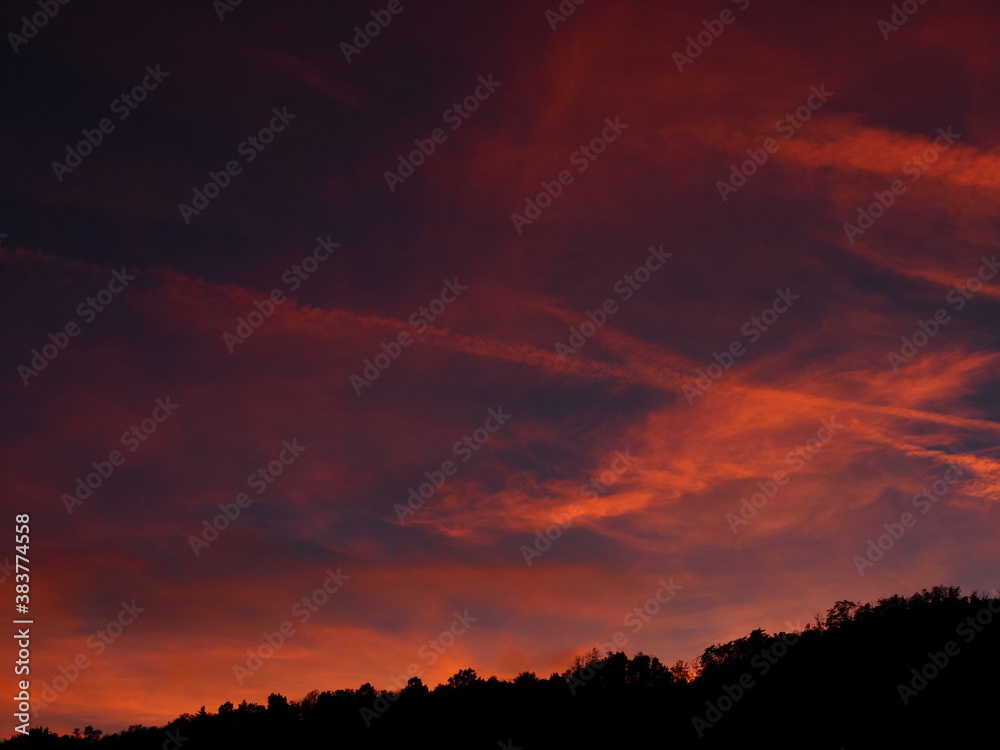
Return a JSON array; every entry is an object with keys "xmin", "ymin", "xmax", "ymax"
[{"xmin": 6, "ymin": 585, "xmax": 998, "ymax": 749}]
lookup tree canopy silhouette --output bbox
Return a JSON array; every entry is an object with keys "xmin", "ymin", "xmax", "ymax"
[{"xmin": 5, "ymin": 586, "xmax": 996, "ymax": 749}]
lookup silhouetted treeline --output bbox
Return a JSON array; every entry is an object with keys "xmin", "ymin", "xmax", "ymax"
[{"xmin": 6, "ymin": 585, "xmax": 999, "ymax": 749}]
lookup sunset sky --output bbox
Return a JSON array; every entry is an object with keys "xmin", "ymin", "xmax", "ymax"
[{"xmin": 2, "ymin": 0, "xmax": 999, "ymax": 735}]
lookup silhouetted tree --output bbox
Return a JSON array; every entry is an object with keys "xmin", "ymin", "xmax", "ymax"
[
  {"xmin": 445, "ymin": 668, "xmax": 482, "ymax": 690},
  {"xmin": 513, "ymin": 671, "xmax": 540, "ymax": 687},
  {"xmin": 404, "ymin": 676, "xmax": 428, "ymax": 695},
  {"xmin": 6, "ymin": 586, "xmax": 998, "ymax": 749},
  {"xmin": 669, "ymin": 659, "xmax": 693, "ymax": 683}
]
